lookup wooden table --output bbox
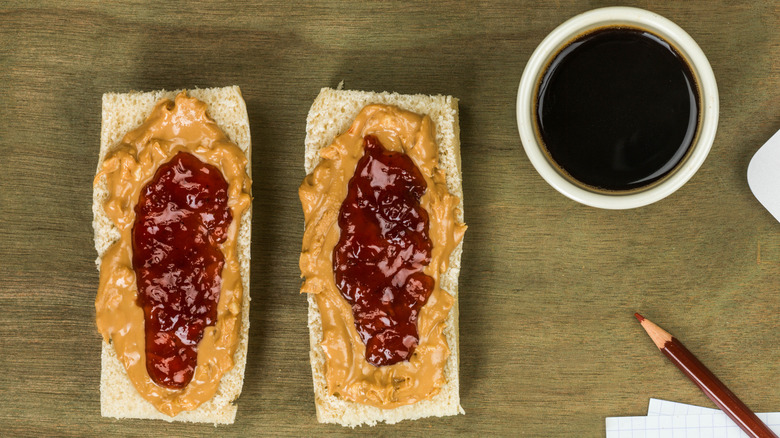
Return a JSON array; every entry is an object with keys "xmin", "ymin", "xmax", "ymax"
[{"xmin": 1, "ymin": 1, "xmax": 779, "ymax": 436}]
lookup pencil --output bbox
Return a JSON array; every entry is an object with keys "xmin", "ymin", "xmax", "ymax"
[{"xmin": 635, "ymin": 313, "xmax": 777, "ymax": 438}]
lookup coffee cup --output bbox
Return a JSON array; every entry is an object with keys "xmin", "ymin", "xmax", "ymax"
[{"xmin": 517, "ymin": 7, "xmax": 718, "ymax": 209}]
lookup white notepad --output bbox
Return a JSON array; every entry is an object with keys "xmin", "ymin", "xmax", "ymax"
[
  {"xmin": 606, "ymin": 399, "xmax": 780, "ymax": 438},
  {"xmin": 647, "ymin": 399, "xmax": 718, "ymax": 416}
]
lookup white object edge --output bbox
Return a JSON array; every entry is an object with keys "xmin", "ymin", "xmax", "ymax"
[{"xmin": 748, "ymin": 129, "xmax": 780, "ymax": 222}]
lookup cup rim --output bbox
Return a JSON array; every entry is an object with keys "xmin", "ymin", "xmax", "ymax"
[{"xmin": 516, "ymin": 6, "xmax": 719, "ymax": 209}]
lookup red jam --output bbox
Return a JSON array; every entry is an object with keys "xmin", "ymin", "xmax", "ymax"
[
  {"xmin": 132, "ymin": 152, "xmax": 231, "ymax": 389},
  {"xmin": 333, "ymin": 135, "xmax": 433, "ymax": 367}
]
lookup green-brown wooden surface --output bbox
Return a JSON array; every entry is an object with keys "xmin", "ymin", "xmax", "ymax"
[{"xmin": 1, "ymin": 1, "xmax": 779, "ymax": 436}]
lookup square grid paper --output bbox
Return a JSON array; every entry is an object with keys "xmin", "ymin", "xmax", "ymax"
[{"xmin": 605, "ymin": 399, "xmax": 780, "ymax": 438}]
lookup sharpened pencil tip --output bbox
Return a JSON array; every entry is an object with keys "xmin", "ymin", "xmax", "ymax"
[{"xmin": 634, "ymin": 313, "xmax": 645, "ymax": 322}]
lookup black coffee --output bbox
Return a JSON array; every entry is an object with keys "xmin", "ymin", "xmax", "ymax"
[{"xmin": 536, "ymin": 27, "xmax": 699, "ymax": 192}]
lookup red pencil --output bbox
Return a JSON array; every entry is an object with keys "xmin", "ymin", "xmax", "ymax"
[{"xmin": 635, "ymin": 313, "xmax": 777, "ymax": 438}]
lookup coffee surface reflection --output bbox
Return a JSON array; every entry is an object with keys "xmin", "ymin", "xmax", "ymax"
[{"xmin": 536, "ymin": 27, "xmax": 700, "ymax": 192}]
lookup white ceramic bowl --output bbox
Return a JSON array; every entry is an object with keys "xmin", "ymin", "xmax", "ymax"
[{"xmin": 517, "ymin": 7, "xmax": 719, "ymax": 209}]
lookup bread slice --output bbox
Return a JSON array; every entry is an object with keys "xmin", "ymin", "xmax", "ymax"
[
  {"xmin": 303, "ymin": 87, "xmax": 465, "ymax": 427},
  {"xmin": 93, "ymin": 86, "xmax": 252, "ymax": 424}
]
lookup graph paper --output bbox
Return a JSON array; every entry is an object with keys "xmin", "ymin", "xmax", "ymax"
[
  {"xmin": 647, "ymin": 399, "xmax": 719, "ymax": 416},
  {"xmin": 606, "ymin": 400, "xmax": 780, "ymax": 438}
]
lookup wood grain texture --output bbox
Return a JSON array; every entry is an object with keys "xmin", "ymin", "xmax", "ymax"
[{"xmin": 0, "ymin": 1, "xmax": 779, "ymax": 436}]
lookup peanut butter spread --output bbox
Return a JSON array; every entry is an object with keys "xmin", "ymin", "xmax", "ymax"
[
  {"xmin": 94, "ymin": 92, "xmax": 251, "ymax": 416},
  {"xmin": 299, "ymin": 104, "xmax": 466, "ymax": 408}
]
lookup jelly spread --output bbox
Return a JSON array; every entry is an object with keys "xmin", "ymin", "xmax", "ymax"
[
  {"xmin": 334, "ymin": 135, "xmax": 434, "ymax": 367},
  {"xmin": 299, "ymin": 104, "xmax": 466, "ymax": 408},
  {"xmin": 133, "ymin": 151, "xmax": 231, "ymax": 389},
  {"xmin": 95, "ymin": 92, "xmax": 251, "ymax": 416}
]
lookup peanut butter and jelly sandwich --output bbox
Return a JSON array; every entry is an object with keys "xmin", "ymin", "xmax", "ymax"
[
  {"xmin": 299, "ymin": 88, "xmax": 466, "ymax": 427},
  {"xmin": 93, "ymin": 87, "xmax": 252, "ymax": 424}
]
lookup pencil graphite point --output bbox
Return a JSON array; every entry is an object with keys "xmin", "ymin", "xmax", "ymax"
[{"xmin": 634, "ymin": 313, "xmax": 645, "ymax": 322}]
